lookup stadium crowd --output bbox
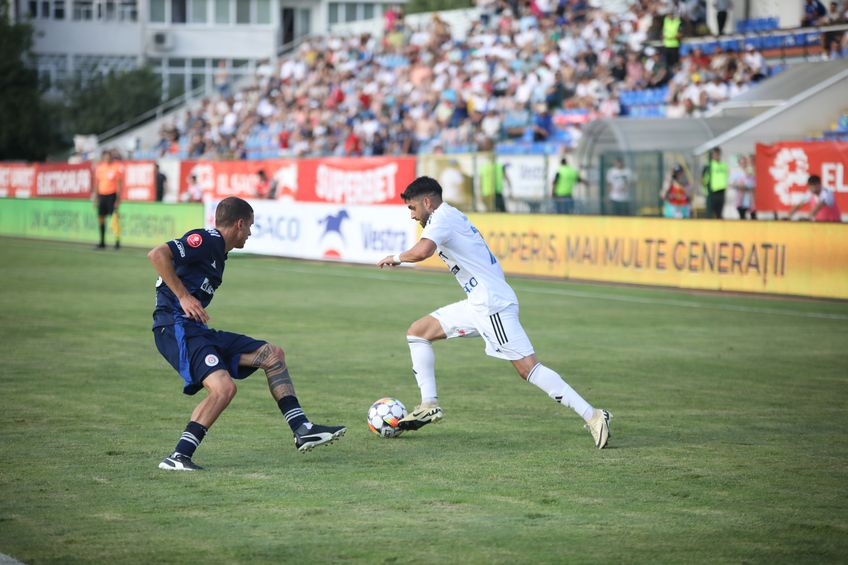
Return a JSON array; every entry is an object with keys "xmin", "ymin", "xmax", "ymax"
[{"xmin": 148, "ymin": 0, "xmax": 845, "ymax": 160}]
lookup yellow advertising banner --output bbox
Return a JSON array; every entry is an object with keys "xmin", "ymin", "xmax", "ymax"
[{"xmin": 418, "ymin": 215, "xmax": 848, "ymax": 299}]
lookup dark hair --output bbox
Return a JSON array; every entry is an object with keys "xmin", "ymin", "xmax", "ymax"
[
  {"xmin": 215, "ymin": 197, "xmax": 254, "ymax": 227},
  {"xmin": 400, "ymin": 176, "xmax": 442, "ymax": 201},
  {"xmin": 808, "ymin": 174, "xmax": 822, "ymax": 185}
]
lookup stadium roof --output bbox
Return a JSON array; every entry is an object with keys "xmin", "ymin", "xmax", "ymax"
[{"xmin": 574, "ymin": 116, "xmax": 744, "ymax": 169}]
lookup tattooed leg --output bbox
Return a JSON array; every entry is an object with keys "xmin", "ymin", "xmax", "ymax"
[{"xmin": 241, "ymin": 343, "xmax": 295, "ymax": 401}]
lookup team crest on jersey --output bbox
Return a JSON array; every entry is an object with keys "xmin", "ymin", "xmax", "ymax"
[
  {"xmin": 205, "ymin": 354, "xmax": 219, "ymax": 367},
  {"xmin": 187, "ymin": 233, "xmax": 203, "ymax": 248}
]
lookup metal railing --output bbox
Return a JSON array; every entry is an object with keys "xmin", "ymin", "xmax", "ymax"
[{"xmin": 96, "ymin": 83, "xmax": 208, "ymax": 145}]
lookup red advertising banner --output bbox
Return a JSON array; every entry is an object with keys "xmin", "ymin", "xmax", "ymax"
[
  {"xmin": 34, "ymin": 162, "xmax": 92, "ymax": 199},
  {"xmin": 122, "ymin": 161, "xmax": 157, "ymax": 201},
  {"xmin": 0, "ymin": 164, "xmax": 36, "ymax": 198},
  {"xmin": 756, "ymin": 141, "xmax": 848, "ymax": 212},
  {"xmin": 297, "ymin": 156, "xmax": 417, "ymax": 205},
  {"xmin": 179, "ymin": 160, "xmax": 298, "ymax": 201}
]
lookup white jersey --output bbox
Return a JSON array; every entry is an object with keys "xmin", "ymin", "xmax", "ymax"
[{"xmin": 420, "ymin": 203, "xmax": 517, "ymax": 314}]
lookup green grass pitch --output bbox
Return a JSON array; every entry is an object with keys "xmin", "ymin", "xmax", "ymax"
[{"xmin": 1, "ymin": 237, "xmax": 847, "ymax": 563}]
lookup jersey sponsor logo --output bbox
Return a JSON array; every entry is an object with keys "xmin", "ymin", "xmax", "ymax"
[
  {"xmin": 173, "ymin": 239, "xmax": 186, "ymax": 257},
  {"xmin": 451, "ymin": 265, "xmax": 460, "ymax": 275},
  {"xmin": 462, "ymin": 276, "xmax": 479, "ymax": 293},
  {"xmin": 200, "ymin": 277, "xmax": 215, "ymax": 295},
  {"xmin": 206, "ymin": 229, "xmax": 221, "ymax": 238},
  {"xmin": 187, "ymin": 233, "xmax": 203, "ymax": 248},
  {"xmin": 204, "ymin": 354, "xmax": 219, "ymax": 367}
]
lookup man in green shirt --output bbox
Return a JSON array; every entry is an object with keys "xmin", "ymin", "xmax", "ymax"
[
  {"xmin": 480, "ymin": 159, "xmax": 511, "ymax": 212},
  {"xmin": 702, "ymin": 146, "xmax": 729, "ymax": 219},
  {"xmin": 551, "ymin": 157, "xmax": 581, "ymax": 214},
  {"xmin": 663, "ymin": 10, "xmax": 683, "ymax": 68}
]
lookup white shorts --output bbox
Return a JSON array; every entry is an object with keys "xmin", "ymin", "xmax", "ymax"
[{"xmin": 430, "ymin": 300, "xmax": 535, "ymax": 361}]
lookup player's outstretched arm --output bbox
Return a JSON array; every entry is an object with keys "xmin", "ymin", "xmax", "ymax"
[
  {"xmin": 377, "ymin": 238, "xmax": 437, "ymax": 268},
  {"xmin": 148, "ymin": 243, "xmax": 209, "ymax": 324}
]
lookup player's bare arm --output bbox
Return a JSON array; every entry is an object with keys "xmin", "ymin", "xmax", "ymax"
[
  {"xmin": 241, "ymin": 344, "xmax": 295, "ymax": 400},
  {"xmin": 147, "ymin": 243, "xmax": 209, "ymax": 324},
  {"xmin": 377, "ymin": 238, "xmax": 437, "ymax": 268}
]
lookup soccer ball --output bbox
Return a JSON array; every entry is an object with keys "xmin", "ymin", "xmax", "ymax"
[{"xmin": 367, "ymin": 397, "xmax": 407, "ymax": 438}]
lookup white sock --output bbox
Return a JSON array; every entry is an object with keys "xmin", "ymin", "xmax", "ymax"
[
  {"xmin": 407, "ymin": 336, "xmax": 437, "ymax": 403},
  {"xmin": 528, "ymin": 363, "xmax": 594, "ymax": 421}
]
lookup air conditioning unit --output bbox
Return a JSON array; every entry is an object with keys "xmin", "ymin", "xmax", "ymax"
[{"xmin": 149, "ymin": 31, "xmax": 175, "ymax": 53}]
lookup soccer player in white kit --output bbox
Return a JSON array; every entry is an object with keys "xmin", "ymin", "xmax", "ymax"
[{"xmin": 377, "ymin": 177, "xmax": 612, "ymax": 448}]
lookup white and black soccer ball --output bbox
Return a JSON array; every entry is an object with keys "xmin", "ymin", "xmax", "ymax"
[{"xmin": 367, "ymin": 397, "xmax": 407, "ymax": 438}]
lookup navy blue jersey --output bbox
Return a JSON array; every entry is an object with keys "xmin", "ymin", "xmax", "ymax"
[{"xmin": 152, "ymin": 228, "xmax": 227, "ymax": 328}]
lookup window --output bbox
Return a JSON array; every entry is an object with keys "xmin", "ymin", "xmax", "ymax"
[
  {"xmin": 150, "ymin": 0, "xmax": 165, "ymax": 22},
  {"xmin": 172, "ymin": 0, "xmax": 187, "ymax": 23},
  {"xmin": 299, "ymin": 8, "xmax": 311, "ymax": 35},
  {"xmin": 328, "ymin": 2, "xmax": 338, "ymax": 25},
  {"xmin": 190, "ymin": 0, "xmax": 206, "ymax": 22},
  {"xmin": 236, "ymin": 0, "xmax": 250, "ymax": 23},
  {"xmin": 256, "ymin": 0, "xmax": 270, "ymax": 24},
  {"xmin": 214, "ymin": 0, "xmax": 229, "ymax": 23},
  {"xmin": 345, "ymin": 2, "xmax": 356, "ymax": 22},
  {"xmin": 41, "ymin": 0, "xmax": 49, "ymax": 17},
  {"xmin": 364, "ymin": 3, "xmax": 374, "ymax": 20},
  {"xmin": 73, "ymin": 0, "xmax": 94, "ymax": 19},
  {"xmin": 118, "ymin": 0, "xmax": 136, "ymax": 21},
  {"xmin": 55, "ymin": 0, "xmax": 66, "ymax": 18}
]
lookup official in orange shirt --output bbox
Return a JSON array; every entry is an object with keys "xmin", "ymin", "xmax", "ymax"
[{"xmin": 93, "ymin": 150, "xmax": 124, "ymax": 249}]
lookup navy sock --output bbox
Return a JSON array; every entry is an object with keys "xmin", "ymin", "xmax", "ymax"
[
  {"xmin": 174, "ymin": 421, "xmax": 207, "ymax": 458},
  {"xmin": 278, "ymin": 396, "xmax": 309, "ymax": 432},
  {"xmin": 99, "ymin": 224, "xmax": 105, "ymax": 245}
]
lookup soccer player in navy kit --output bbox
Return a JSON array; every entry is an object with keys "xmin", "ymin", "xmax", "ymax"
[{"xmin": 150, "ymin": 196, "xmax": 345, "ymax": 470}]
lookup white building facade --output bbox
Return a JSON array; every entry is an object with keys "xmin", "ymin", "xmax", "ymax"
[{"xmin": 15, "ymin": 0, "xmax": 400, "ymax": 99}]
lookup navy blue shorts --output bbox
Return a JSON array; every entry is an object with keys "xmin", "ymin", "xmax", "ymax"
[{"xmin": 154, "ymin": 323, "xmax": 266, "ymax": 395}]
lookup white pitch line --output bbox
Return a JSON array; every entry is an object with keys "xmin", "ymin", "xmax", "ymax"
[
  {"xmin": 0, "ymin": 553, "xmax": 25, "ymax": 565},
  {"xmin": 266, "ymin": 262, "xmax": 848, "ymax": 322}
]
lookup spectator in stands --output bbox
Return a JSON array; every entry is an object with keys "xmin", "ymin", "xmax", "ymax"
[
  {"xmin": 532, "ymin": 104, "xmax": 554, "ymax": 141},
  {"xmin": 645, "ymin": 48, "xmax": 671, "ymax": 88},
  {"xmin": 822, "ymin": 2, "xmax": 847, "ymax": 58},
  {"xmin": 801, "ymin": 0, "xmax": 827, "ymax": 27},
  {"xmin": 606, "ymin": 158, "xmax": 634, "ymax": 216},
  {"xmin": 714, "ymin": 0, "xmax": 732, "ymax": 35},
  {"xmin": 704, "ymin": 74, "xmax": 730, "ymax": 104},
  {"xmin": 662, "ymin": 163, "xmax": 692, "ymax": 218},
  {"xmin": 702, "ymin": 146, "xmax": 729, "ymax": 219},
  {"xmin": 788, "ymin": 174, "xmax": 842, "ymax": 222},
  {"xmin": 133, "ymin": 2, "xmax": 772, "ymax": 162},
  {"xmin": 93, "ymin": 150, "xmax": 124, "ymax": 250},
  {"xmin": 743, "ymin": 45, "xmax": 767, "ymax": 80},
  {"xmin": 155, "ymin": 163, "xmax": 167, "ymax": 202},
  {"xmin": 551, "ymin": 156, "xmax": 581, "ymax": 214},
  {"xmin": 731, "ymin": 154, "xmax": 756, "ymax": 219},
  {"xmin": 666, "ymin": 91, "xmax": 688, "ymax": 117}
]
